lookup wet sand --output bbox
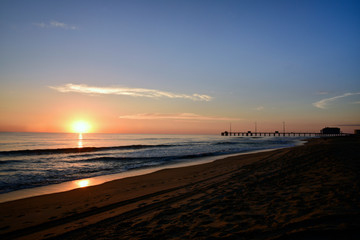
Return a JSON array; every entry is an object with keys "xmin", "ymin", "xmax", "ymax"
[{"xmin": 0, "ymin": 136, "xmax": 359, "ymax": 239}]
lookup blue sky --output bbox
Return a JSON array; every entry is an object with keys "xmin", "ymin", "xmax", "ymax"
[{"xmin": 0, "ymin": 0, "xmax": 359, "ymax": 133}]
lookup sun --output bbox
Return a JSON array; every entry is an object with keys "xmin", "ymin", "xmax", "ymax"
[{"xmin": 72, "ymin": 120, "xmax": 91, "ymax": 133}]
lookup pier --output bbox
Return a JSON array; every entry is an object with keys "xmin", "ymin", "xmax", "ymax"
[{"xmin": 221, "ymin": 131, "xmax": 347, "ymax": 137}]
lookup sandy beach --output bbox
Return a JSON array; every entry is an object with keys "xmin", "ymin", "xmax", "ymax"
[{"xmin": 0, "ymin": 136, "xmax": 359, "ymax": 239}]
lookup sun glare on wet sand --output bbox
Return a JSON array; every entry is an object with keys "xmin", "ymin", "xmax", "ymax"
[{"xmin": 76, "ymin": 179, "xmax": 90, "ymax": 188}]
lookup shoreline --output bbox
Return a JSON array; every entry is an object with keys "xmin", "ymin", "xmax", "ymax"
[
  {"xmin": 1, "ymin": 136, "xmax": 358, "ymax": 239},
  {"xmin": 0, "ymin": 141, "xmax": 304, "ymax": 203}
]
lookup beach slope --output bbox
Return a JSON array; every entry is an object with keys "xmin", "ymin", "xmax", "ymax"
[{"xmin": 1, "ymin": 136, "xmax": 359, "ymax": 239}]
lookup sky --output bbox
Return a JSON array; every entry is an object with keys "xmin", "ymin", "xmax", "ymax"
[{"xmin": 0, "ymin": 0, "xmax": 359, "ymax": 134}]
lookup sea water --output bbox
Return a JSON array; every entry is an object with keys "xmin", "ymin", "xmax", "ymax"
[{"xmin": 0, "ymin": 132, "xmax": 305, "ymax": 195}]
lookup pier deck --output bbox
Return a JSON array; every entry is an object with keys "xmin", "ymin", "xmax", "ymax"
[{"xmin": 221, "ymin": 131, "xmax": 347, "ymax": 137}]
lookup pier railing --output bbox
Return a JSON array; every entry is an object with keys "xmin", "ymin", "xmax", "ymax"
[{"xmin": 221, "ymin": 131, "xmax": 347, "ymax": 137}]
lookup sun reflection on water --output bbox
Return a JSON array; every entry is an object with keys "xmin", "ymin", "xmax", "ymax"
[{"xmin": 78, "ymin": 133, "xmax": 83, "ymax": 148}]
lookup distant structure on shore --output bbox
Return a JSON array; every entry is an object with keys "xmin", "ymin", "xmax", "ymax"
[
  {"xmin": 354, "ymin": 129, "xmax": 360, "ymax": 135},
  {"xmin": 221, "ymin": 127, "xmax": 346, "ymax": 137},
  {"xmin": 320, "ymin": 127, "xmax": 340, "ymax": 135}
]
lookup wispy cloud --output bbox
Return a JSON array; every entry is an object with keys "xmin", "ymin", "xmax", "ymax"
[
  {"xmin": 119, "ymin": 113, "xmax": 241, "ymax": 121},
  {"xmin": 316, "ymin": 91, "xmax": 329, "ymax": 95},
  {"xmin": 255, "ymin": 106, "xmax": 264, "ymax": 111},
  {"xmin": 33, "ymin": 20, "xmax": 78, "ymax": 30},
  {"xmin": 49, "ymin": 83, "xmax": 213, "ymax": 101},
  {"xmin": 312, "ymin": 92, "xmax": 360, "ymax": 109}
]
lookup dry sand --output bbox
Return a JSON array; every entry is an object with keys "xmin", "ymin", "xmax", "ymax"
[{"xmin": 0, "ymin": 136, "xmax": 359, "ymax": 239}]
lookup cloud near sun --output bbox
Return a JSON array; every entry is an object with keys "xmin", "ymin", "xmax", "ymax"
[
  {"xmin": 50, "ymin": 83, "xmax": 212, "ymax": 101},
  {"xmin": 312, "ymin": 92, "xmax": 360, "ymax": 109}
]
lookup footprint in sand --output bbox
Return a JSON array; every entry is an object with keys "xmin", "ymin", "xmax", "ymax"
[
  {"xmin": 138, "ymin": 203, "xmax": 147, "ymax": 207},
  {"xmin": 0, "ymin": 225, "xmax": 10, "ymax": 231},
  {"xmin": 43, "ymin": 233, "xmax": 54, "ymax": 238}
]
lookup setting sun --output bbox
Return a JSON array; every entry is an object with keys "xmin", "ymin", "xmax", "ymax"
[{"xmin": 72, "ymin": 120, "xmax": 91, "ymax": 133}]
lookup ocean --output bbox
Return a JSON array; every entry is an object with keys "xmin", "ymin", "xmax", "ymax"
[{"xmin": 0, "ymin": 132, "xmax": 305, "ymax": 196}]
